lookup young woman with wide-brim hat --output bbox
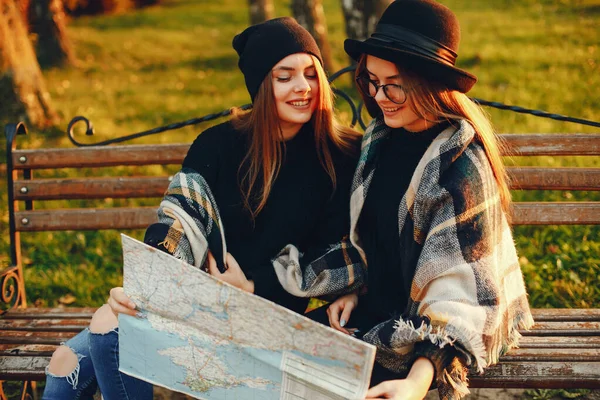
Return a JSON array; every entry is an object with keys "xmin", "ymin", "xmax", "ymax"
[{"xmin": 306, "ymin": 0, "xmax": 534, "ymax": 398}]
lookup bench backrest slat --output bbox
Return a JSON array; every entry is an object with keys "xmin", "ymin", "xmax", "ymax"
[
  {"xmin": 15, "ymin": 208, "xmax": 157, "ymax": 231},
  {"xmin": 508, "ymin": 167, "xmax": 600, "ymax": 191},
  {"xmin": 12, "ymin": 202, "xmax": 600, "ymax": 232},
  {"xmin": 11, "ymin": 144, "xmax": 190, "ymax": 169},
  {"xmin": 11, "ymin": 168, "xmax": 599, "ymax": 202},
  {"xmin": 14, "ymin": 177, "xmax": 170, "ymax": 200},
  {"xmin": 11, "ymin": 134, "xmax": 600, "ymax": 170},
  {"xmin": 511, "ymin": 202, "xmax": 600, "ymax": 225},
  {"xmin": 501, "ymin": 134, "xmax": 600, "ymax": 156}
]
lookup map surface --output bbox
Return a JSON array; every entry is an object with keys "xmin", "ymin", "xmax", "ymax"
[{"xmin": 119, "ymin": 234, "xmax": 375, "ymax": 399}]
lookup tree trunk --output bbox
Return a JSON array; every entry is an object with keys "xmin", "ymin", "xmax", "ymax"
[
  {"xmin": 375, "ymin": 0, "xmax": 393, "ymax": 19},
  {"xmin": 248, "ymin": 0, "xmax": 273, "ymax": 25},
  {"xmin": 291, "ymin": 0, "xmax": 335, "ymax": 73},
  {"xmin": 28, "ymin": 0, "xmax": 75, "ymax": 67},
  {"xmin": 340, "ymin": 0, "xmax": 392, "ymax": 41},
  {"xmin": 0, "ymin": 0, "xmax": 58, "ymax": 128}
]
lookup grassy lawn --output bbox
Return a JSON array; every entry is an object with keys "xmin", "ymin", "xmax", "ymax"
[{"xmin": 0, "ymin": 0, "xmax": 598, "ymax": 311}]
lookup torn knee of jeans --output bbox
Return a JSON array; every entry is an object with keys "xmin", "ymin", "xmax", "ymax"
[
  {"xmin": 88, "ymin": 325, "xmax": 118, "ymax": 335},
  {"xmin": 45, "ymin": 345, "xmax": 85, "ymax": 390}
]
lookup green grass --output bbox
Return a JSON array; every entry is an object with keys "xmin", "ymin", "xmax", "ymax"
[{"xmin": 0, "ymin": 0, "xmax": 599, "ymax": 311}]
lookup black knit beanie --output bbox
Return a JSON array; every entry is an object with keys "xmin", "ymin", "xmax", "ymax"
[{"xmin": 232, "ymin": 17, "xmax": 323, "ymax": 101}]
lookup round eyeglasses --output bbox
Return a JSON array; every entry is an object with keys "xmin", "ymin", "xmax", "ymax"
[{"xmin": 356, "ymin": 76, "xmax": 408, "ymax": 105}]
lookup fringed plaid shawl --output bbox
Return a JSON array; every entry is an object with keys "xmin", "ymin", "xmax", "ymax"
[
  {"xmin": 147, "ymin": 168, "xmax": 366, "ymax": 297},
  {"xmin": 275, "ymin": 117, "xmax": 534, "ymax": 399}
]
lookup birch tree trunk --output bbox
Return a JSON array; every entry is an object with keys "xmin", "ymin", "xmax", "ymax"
[
  {"xmin": 248, "ymin": 0, "xmax": 274, "ymax": 25},
  {"xmin": 0, "ymin": 0, "xmax": 58, "ymax": 128},
  {"xmin": 28, "ymin": 0, "xmax": 76, "ymax": 67},
  {"xmin": 291, "ymin": 0, "xmax": 335, "ymax": 72},
  {"xmin": 340, "ymin": 0, "xmax": 392, "ymax": 41}
]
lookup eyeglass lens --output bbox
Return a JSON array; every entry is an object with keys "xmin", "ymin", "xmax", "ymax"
[{"xmin": 358, "ymin": 77, "xmax": 406, "ymax": 104}]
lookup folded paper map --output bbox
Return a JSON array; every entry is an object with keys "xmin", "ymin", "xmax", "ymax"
[{"xmin": 119, "ymin": 234, "xmax": 375, "ymax": 400}]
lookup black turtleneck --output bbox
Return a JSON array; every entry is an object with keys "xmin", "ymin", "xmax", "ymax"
[
  {"xmin": 178, "ymin": 121, "xmax": 358, "ymax": 314},
  {"xmin": 358, "ymin": 122, "xmax": 449, "ymax": 321}
]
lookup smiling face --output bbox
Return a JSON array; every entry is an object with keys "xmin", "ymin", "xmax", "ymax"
[
  {"xmin": 365, "ymin": 55, "xmax": 431, "ymax": 132},
  {"xmin": 271, "ymin": 53, "xmax": 319, "ymax": 139}
]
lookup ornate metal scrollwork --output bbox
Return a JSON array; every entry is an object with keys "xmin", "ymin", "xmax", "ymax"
[{"xmin": 1, "ymin": 267, "xmax": 23, "ymax": 313}]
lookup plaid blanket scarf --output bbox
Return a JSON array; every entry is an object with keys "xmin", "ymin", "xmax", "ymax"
[
  {"xmin": 146, "ymin": 168, "xmax": 228, "ymax": 272},
  {"xmin": 273, "ymin": 117, "xmax": 534, "ymax": 399},
  {"xmin": 350, "ymin": 117, "xmax": 534, "ymax": 399},
  {"xmin": 148, "ymin": 168, "xmax": 366, "ymax": 297}
]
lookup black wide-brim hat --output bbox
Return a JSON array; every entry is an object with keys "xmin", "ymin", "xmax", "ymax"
[{"xmin": 345, "ymin": 0, "xmax": 477, "ymax": 93}]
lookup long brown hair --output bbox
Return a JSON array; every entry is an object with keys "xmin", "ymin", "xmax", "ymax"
[
  {"xmin": 356, "ymin": 55, "xmax": 511, "ymax": 214},
  {"xmin": 233, "ymin": 55, "xmax": 360, "ymax": 219}
]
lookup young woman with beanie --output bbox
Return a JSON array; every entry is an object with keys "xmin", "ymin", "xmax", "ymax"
[
  {"xmin": 42, "ymin": 17, "xmax": 362, "ymax": 400},
  {"xmin": 275, "ymin": 1, "xmax": 534, "ymax": 399}
]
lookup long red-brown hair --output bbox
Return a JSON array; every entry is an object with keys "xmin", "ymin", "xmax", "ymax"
[
  {"xmin": 232, "ymin": 55, "xmax": 360, "ymax": 218},
  {"xmin": 355, "ymin": 54, "xmax": 511, "ymax": 215}
]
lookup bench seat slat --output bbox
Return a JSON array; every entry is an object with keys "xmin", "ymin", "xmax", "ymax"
[
  {"xmin": 530, "ymin": 308, "xmax": 600, "ymax": 321},
  {"xmin": 2, "ymin": 357, "xmax": 598, "ymax": 388},
  {"xmin": 14, "ymin": 177, "xmax": 170, "ymax": 200},
  {"xmin": 518, "ymin": 336, "xmax": 600, "ymax": 348},
  {"xmin": 0, "ymin": 331, "xmax": 78, "ymax": 345},
  {"xmin": 469, "ymin": 361, "xmax": 600, "ymax": 389},
  {"xmin": 0, "ymin": 307, "xmax": 97, "ymax": 319},
  {"xmin": 0, "ymin": 345, "xmax": 57, "ymax": 358},
  {"xmin": 0, "ymin": 356, "xmax": 52, "ymax": 380},
  {"xmin": 0, "ymin": 319, "xmax": 92, "ymax": 332}
]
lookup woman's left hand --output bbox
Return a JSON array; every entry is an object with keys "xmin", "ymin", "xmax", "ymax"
[
  {"xmin": 365, "ymin": 379, "xmax": 423, "ymax": 400},
  {"xmin": 366, "ymin": 357, "xmax": 434, "ymax": 399},
  {"xmin": 207, "ymin": 252, "xmax": 255, "ymax": 293}
]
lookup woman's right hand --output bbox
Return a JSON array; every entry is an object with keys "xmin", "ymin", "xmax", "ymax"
[
  {"xmin": 107, "ymin": 287, "xmax": 137, "ymax": 318},
  {"xmin": 327, "ymin": 292, "xmax": 359, "ymax": 334}
]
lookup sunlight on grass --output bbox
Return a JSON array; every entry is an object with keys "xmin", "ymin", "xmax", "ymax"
[{"xmin": 0, "ymin": 0, "xmax": 598, "ymax": 309}]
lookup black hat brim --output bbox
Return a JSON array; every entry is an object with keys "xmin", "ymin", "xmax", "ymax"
[{"xmin": 345, "ymin": 38, "xmax": 477, "ymax": 93}]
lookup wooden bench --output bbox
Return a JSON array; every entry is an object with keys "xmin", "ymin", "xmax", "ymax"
[{"xmin": 1, "ymin": 120, "xmax": 599, "ymax": 397}]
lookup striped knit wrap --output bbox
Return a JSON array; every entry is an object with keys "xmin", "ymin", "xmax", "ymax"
[
  {"xmin": 155, "ymin": 168, "xmax": 228, "ymax": 272},
  {"xmin": 350, "ymin": 117, "xmax": 534, "ymax": 399}
]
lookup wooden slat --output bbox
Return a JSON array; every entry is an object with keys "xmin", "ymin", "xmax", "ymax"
[
  {"xmin": 518, "ymin": 336, "xmax": 600, "ymax": 348},
  {"xmin": 511, "ymin": 202, "xmax": 600, "ymax": 225},
  {"xmin": 0, "ymin": 307, "xmax": 97, "ymax": 319},
  {"xmin": 10, "ymin": 134, "xmax": 600, "ymax": 171},
  {"xmin": 500, "ymin": 134, "xmax": 600, "ymax": 156},
  {"xmin": 15, "ymin": 207, "xmax": 158, "ymax": 231},
  {"xmin": 531, "ymin": 308, "xmax": 600, "ymax": 321},
  {"xmin": 15, "ymin": 203, "xmax": 599, "ymax": 232},
  {"xmin": 10, "ymin": 168, "xmax": 598, "ymax": 203},
  {"xmin": 12, "ymin": 144, "xmax": 189, "ymax": 169},
  {"xmin": 0, "ymin": 344, "xmax": 59, "ymax": 355},
  {"xmin": 0, "ymin": 319, "xmax": 91, "ymax": 332},
  {"xmin": 14, "ymin": 177, "xmax": 170, "ymax": 200},
  {"xmin": 508, "ymin": 167, "xmax": 600, "ymax": 191},
  {"xmin": 469, "ymin": 361, "xmax": 600, "ymax": 389},
  {"xmin": 499, "ymin": 348, "xmax": 600, "ymax": 362},
  {"xmin": 0, "ymin": 356, "xmax": 52, "ymax": 380},
  {"xmin": 0, "ymin": 331, "xmax": 79, "ymax": 345}
]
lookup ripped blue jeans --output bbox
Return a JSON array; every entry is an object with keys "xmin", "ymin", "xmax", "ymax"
[{"xmin": 42, "ymin": 327, "xmax": 153, "ymax": 400}]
